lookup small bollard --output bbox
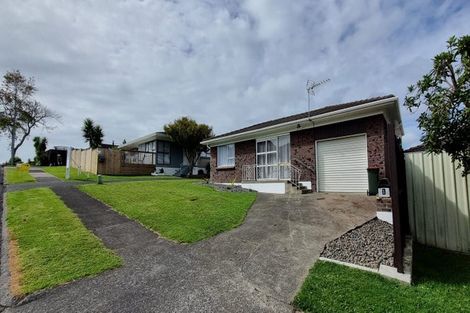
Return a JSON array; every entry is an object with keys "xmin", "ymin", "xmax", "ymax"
[{"xmin": 97, "ymin": 175, "xmax": 103, "ymax": 184}]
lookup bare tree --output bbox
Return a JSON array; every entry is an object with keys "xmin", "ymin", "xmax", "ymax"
[{"xmin": 0, "ymin": 70, "xmax": 59, "ymax": 164}]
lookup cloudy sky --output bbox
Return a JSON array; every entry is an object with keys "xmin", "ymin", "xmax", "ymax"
[{"xmin": 0, "ymin": 0, "xmax": 469, "ymax": 162}]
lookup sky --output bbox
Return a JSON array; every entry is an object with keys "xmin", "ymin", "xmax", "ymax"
[{"xmin": 0, "ymin": 0, "xmax": 469, "ymax": 162}]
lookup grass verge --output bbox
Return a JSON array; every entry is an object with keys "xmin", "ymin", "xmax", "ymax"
[
  {"xmin": 293, "ymin": 244, "xmax": 470, "ymax": 312},
  {"xmin": 42, "ymin": 166, "xmax": 178, "ymax": 182},
  {"xmin": 4, "ymin": 167, "xmax": 35, "ymax": 184},
  {"xmin": 6, "ymin": 188, "xmax": 122, "ymax": 296},
  {"xmin": 80, "ymin": 180, "xmax": 256, "ymax": 243}
]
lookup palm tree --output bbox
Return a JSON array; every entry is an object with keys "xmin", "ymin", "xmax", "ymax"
[{"xmin": 82, "ymin": 118, "xmax": 104, "ymax": 148}]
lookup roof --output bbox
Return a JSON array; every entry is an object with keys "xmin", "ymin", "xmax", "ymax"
[
  {"xmin": 404, "ymin": 144, "xmax": 425, "ymax": 153},
  {"xmin": 119, "ymin": 132, "xmax": 172, "ymax": 150},
  {"xmin": 203, "ymin": 95, "xmax": 401, "ymax": 145}
]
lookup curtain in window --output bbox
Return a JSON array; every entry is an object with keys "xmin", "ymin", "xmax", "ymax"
[
  {"xmin": 278, "ymin": 135, "xmax": 290, "ymax": 179},
  {"xmin": 217, "ymin": 144, "xmax": 235, "ymax": 167}
]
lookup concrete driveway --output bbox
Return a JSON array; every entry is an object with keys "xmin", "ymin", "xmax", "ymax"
[{"xmin": 6, "ymin": 190, "xmax": 375, "ymax": 313}]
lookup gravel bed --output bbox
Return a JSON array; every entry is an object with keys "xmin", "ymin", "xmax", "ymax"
[
  {"xmin": 200, "ymin": 182, "xmax": 254, "ymax": 193},
  {"xmin": 321, "ymin": 218, "xmax": 394, "ymax": 268}
]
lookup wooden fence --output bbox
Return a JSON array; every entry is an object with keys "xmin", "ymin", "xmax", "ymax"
[
  {"xmin": 405, "ymin": 151, "xmax": 470, "ymax": 253},
  {"xmin": 70, "ymin": 148, "xmax": 99, "ymax": 174},
  {"xmin": 70, "ymin": 148, "xmax": 155, "ymax": 176}
]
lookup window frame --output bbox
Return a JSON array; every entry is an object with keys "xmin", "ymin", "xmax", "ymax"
[
  {"xmin": 217, "ymin": 144, "xmax": 235, "ymax": 168},
  {"xmin": 156, "ymin": 141, "xmax": 171, "ymax": 165}
]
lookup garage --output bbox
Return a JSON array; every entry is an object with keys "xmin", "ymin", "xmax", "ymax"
[{"xmin": 316, "ymin": 134, "xmax": 368, "ymax": 192}]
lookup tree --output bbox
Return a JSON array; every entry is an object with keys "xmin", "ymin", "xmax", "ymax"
[
  {"xmin": 164, "ymin": 117, "xmax": 213, "ymax": 177},
  {"xmin": 82, "ymin": 118, "xmax": 104, "ymax": 149},
  {"xmin": 33, "ymin": 136, "xmax": 48, "ymax": 165},
  {"xmin": 405, "ymin": 35, "xmax": 470, "ymax": 176},
  {"xmin": 0, "ymin": 70, "xmax": 58, "ymax": 165}
]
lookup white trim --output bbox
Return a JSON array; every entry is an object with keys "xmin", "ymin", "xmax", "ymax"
[
  {"xmin": 377, "ymin": 211, "xmax": 393, "ymax": 224},
  {"xmin": 319, "ymin": 257, "xmax": 378, "ymax": 273},
  {"xmin": 319, "ymin": 257, "xmax": 411, "ymax": 284},
  {"xmin": 202, "ymin": 97, "xmax": 402, "ymax": 146},
  {"xmin": 315, "ymin": 133, "xmax": 368, "ymax": 193},
  {"xmin": 299, "ymin": 181, "xmax": 312, "ymax": 190},
  {"xmin": 120, "ymin": 132, "xmax": 172, "ymax": 150},
  {"xmin": 223, "ymin": 182, "xmax": 286, "ymax": 194}
]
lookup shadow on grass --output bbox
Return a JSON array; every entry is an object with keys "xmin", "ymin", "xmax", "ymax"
[{"xmin": 413, "ymin": 243, "xmax": 470, "ymax": 286}]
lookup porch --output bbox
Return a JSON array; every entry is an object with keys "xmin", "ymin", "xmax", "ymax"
[{"xmin": 240, "ymin": 163, "xmax": 312, "ymax": 194}]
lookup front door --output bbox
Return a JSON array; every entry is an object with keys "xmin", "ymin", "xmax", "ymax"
[
  {"xmin": 256, "ymin": 135, "xmax": 290, "ymax": 180},
  {"xmin": 257, "ymin": 138, "xmax": 278, "ymax": 180}
]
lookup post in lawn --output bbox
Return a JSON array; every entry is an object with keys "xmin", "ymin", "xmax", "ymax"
[{"xmin": 65, "ymin": 146, "xmax": 72, "ymax": 180}]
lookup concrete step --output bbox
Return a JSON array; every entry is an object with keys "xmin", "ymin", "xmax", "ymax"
[{"xmin": 286, "ymin": 181, "xmax": 312, "ymax": 195}]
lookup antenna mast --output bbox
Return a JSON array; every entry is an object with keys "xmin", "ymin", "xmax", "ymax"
[{"xmin": 306, "ymin": 78, "xmax": 330, "ymax": 117}]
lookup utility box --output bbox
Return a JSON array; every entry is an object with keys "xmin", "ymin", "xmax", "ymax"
[{"xmin": 378, "ymin": 178, "xmax": 391, "ymax": 198}]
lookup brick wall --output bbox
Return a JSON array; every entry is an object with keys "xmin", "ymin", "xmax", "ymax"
[
  {"xmin": 210, "ymin": 140, "xmax": 256, "ymax": 183},
  {"xmin": 291, "ymin": 114, "xmax": 388, "ymax": 191},
  {"xmin": 210, "ymin": 115, "xmax": 388, "ymax": 188}
]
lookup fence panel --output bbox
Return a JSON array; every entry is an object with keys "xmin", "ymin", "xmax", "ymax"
[
  {"xmin": 70, "ymin": 148, "xmax": 99, "ymax": 175},
  {"xmin": 405, "ymin": 151, "xmax": 470, "ymax": 253}
]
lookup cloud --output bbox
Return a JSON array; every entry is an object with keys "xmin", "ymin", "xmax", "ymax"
[{"xmin": 0, "ymin": 0, "xmax": 469, "ymax": 162}]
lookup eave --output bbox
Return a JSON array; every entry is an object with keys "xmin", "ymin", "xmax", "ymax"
[{"xmin": 202, "ymin": 97, "xmax": 403, "ymax": 147}]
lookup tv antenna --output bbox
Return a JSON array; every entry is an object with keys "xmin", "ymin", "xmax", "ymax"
[{"xmin": 306, "ymin": 78, "xmax": 330, "ymax": 117}]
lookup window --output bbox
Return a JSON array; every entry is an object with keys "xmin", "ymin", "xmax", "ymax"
[
  {"xmin": 157, "ymin": 141, "xmax": 171, "ymax": 165},
  {"xmin": 217, "ymin": 144, "xmax": 235, "ymax": 167},
  {"xmin": 256, "ymin": 135, "xmax": 290, "ymax": 180}
]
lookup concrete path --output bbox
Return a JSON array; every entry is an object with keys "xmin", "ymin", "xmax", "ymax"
[
  {"xmin": 6, "ymin": 168, "xmax": 87, "ymax": 192},
  {"xmin": 3, "ymin": 169, "xmax": 376, "ymax": 312}
]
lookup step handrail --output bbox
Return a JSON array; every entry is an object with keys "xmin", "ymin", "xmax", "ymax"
[
  {"xmin": 292, "ymin": 158, "xmax": 315, "ymax": 173},
  {"xmin": 290, "ymin": 163, "xmax": 302, "ymax": 188}
]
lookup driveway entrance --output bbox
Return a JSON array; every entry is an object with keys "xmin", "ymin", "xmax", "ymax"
[{"xmin": 7, "ymin": 190, "xmax": 375, "ymax": 313}]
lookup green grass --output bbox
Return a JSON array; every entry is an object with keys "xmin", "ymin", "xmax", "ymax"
[
  {"xmin": 4, "ymin": 167, "xmax": 35, "ymax": 184},
  {"xmin": 293, "ymin": 244, "xmax": 470, "ymax": 313},
  {"xmin": 80, "ymin": 180, "xmax": 256, "ymax": 243},
  {"xmin": 6, "ymin": 188, "xmax": 122, "ymax": 296},
  {"xmin": 42, "ymin": 166, "xmax": 178, "ymax": 182}
]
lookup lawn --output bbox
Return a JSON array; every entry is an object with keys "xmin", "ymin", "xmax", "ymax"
[
  {"xmin": 6, "ymin": 188, "xmax": 122, "ymax": 296},
  {"xmin": 294, "ymin": 244, "xmax": 470, "ymax": 313},
  {"xmin": 80, "ymin": 180, "xmax": 256, "ymax": 243},
  {"xmin": 4, "ymin": 167, "xmax": 35, "ymax": 184},
  {"xmin": 42, "ymin": 166, "xmax": 178, "ymax": 182}
]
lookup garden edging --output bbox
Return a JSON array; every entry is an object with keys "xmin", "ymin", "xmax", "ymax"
[{"xmin": 318, "ymin": 256, "xmax": 411, "ymax": 284}]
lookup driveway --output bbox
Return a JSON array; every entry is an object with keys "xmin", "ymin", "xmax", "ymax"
[{"xmin": 5, "ymin": 186, "xmax": 375, "ymax": 313}]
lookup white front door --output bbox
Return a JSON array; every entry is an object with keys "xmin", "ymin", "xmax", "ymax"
[
  {"xmin": 257, "ymin": 139, "xmax": 278, "ymax": 179},
  {"xmin": 256, "ymin": 135, "xmax": 291, "ymax": 180},
  {"xmin": 316, "ymin": 134, "xmax": 368, "ymax": 192}
]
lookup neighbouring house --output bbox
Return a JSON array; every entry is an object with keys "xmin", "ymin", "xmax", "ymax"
[
  {"xmin": 202, "ymin": 95, "xmax": 403, "ymax": 196},
  {"xmin": 119, "ymin": 131, "xmax": 210, "ymax": 176},
  {"xmin": 45, "ymin": 146, "xmax": 68, "ymax": 166}
]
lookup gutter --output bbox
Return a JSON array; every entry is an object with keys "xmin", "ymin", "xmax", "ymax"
[{"xmin": 202, "ymin": 97, "xmax": 399, "ymax": 146}]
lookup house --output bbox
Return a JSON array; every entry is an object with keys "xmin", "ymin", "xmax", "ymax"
[
  {"xmin": 119, "ymin": 131, "xmax": 210, "ymax": 176},
  {"xmin": 201, "ymin": 95, "xmax": 403, "ymax": 194},
  {"xmin": 45, "ymin": 146, "xmax": 68, "ymax": 166}
]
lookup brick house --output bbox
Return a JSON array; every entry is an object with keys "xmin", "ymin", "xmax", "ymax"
[{"xmin": 201, "ymin": 95, "xmax": 403, "ymax": 195}]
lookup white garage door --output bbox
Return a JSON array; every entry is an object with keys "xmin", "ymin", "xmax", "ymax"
[{"xmin": 317, "ymin": 135, "xmax": 368, "ymax": 192}]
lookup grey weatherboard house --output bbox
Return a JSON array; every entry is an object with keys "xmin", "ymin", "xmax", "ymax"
[{"xmin": 120, "ymin": 132, "xmax": 209, "ymax": 175}]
